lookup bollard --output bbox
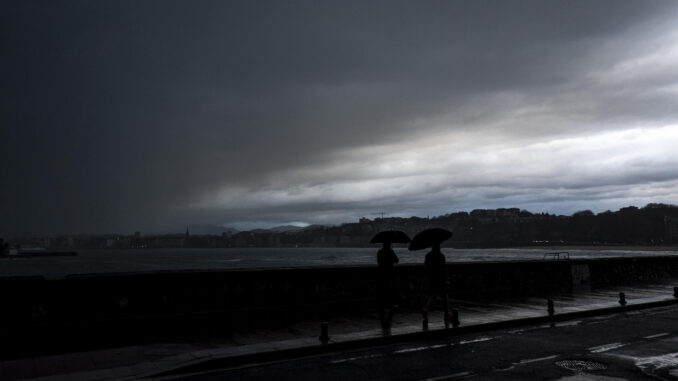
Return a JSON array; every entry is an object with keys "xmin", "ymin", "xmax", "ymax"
[
  {"xmin": 674, "ymin": 287, "xmax": 678, "ymax": 298},
  {"xmin": 319, "ymin": 322, "xmax": 330, "ymax": 343},
  {"xmin": 422, "ymin": 319, "xmax": 429, "ymax": 331},
  {"xmin": 547, "ymin": 299, "xmax": 555, "ymax": 316},
  {"xmin": 619, "ymin": 292, "xmax": 627, "ymax": 306},
  {"xmin": 451, "ymin": 309, "xmax": 460, "ymax": 328}
]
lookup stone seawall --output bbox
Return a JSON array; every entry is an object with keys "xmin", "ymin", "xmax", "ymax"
[{"xmin": 2, "ymin": 256, "xmax": 678, "ymax": 358}]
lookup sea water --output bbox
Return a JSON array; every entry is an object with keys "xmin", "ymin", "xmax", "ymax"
[{"xmin": 1, "ymin": 247, "xmax": 677, "ymax": 277}]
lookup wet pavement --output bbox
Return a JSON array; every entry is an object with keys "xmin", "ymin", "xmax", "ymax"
[
  {"xmin": 181, "ymin": 304, "xmax": 678, "ymax": 380},
  {"xmin": 2, "ymin": 280, "xmax": 677, "ymax": 380}
]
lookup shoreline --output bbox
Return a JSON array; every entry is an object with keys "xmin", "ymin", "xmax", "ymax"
[{"xmin": 516, "ymin": 245, "xmax": 678, "ymax": 251}]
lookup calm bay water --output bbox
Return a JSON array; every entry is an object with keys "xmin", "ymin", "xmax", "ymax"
[{"xmin": 2, "ymin": 247, "xmax": 678, "ymax": 277}]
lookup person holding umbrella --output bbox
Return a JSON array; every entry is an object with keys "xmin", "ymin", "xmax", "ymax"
[
  {"xmin": 409, "ymin": 228, "xmax": 454, "ymax": 325},
  {"xmin": 370, "ymin": 230, "xmax": 410, "ymax": 327}
]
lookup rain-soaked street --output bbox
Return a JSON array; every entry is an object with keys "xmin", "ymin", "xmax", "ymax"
[{"xmin": 176, "ymin": 304, "xmax": 678, "ymax": 380}]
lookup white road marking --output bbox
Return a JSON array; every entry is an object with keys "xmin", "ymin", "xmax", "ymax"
[
  {"xmin": 517, "ymin": 354, "xmax": 559, "ymax": 364},
  {"xmin": 496, "ymin": 354, "xmax": 559, "ymax": 372},
  {"xmin": 644, "ymin": 332, "xmax": 670, "ymax": 339},
  {"xmin": 393, "ymin": 343, "xmax": 452, "ymax": 354},
  {"xmin": 430, "ymin": 343, "xmax": 449, "ymax": 349},
  {"xmin": 330, "ymin": 353, "xmax": 384, "ymax": 364},
  {"xmin": 459, "ymin": 337, "xmax": 493, "ymax": 345},
  {"xmin": 393, "ymin": 346, "xmax": 431, "ymax": 354},
  {"xmin": 588, "ymin": 342, "xmax": 627, "ymax": 353},
  {"xmin": 420, "ymin": 371, "xmax": 475, "ymax": 380}
]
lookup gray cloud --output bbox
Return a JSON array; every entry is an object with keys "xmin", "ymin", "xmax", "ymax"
[{"xmin": 3, "ymin": 1, "xmax": 678, "ymax": 235}]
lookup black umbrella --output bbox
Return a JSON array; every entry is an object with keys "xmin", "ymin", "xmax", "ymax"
[
  {"xmin": 369, "ymin": 230, "xmax": 411, "ymax": 244},
  {"xmin": 408, "ymin": 228, "xmax": 453, "ymax": 251}
]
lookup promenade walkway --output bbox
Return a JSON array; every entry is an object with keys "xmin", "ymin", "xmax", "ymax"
[{"xmin": 2, "ymin": 280, "xmax": 677, "ymax": 381}]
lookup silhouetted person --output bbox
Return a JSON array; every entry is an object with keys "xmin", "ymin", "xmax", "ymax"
[
  {"xmin": 422, "ymin": 243, "xmax": 451, "ymax": 323},
  {"xmin": 378, "ymin": 241, "xmax": 399, "ymax": 270},
  {"xmin": 377, "ymin": 242, "xmax": 399, "ymax": 325}
]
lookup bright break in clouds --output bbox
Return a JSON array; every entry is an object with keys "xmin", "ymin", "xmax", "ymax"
[{"xmin": 2, "ymin": 1, "xmax": 678, "ymax": 234}]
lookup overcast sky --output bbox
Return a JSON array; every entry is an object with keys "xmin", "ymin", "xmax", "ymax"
[{"xmin": 3, "ymin": 1, "xmax": 678, "ymax": 235}]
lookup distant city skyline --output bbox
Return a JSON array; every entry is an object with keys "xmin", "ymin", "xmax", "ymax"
[{"xmin": 3, "ymin": 1, "xmax": 678, "ymax": 236}]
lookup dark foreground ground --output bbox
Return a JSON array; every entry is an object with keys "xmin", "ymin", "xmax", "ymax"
[
  {"xmin": 2, "ymin": 281, "xmax": 677, "ymax": 380},
  {"xmin": 174, "ymin": 305, "xmax": 678, "ymax": 381}
]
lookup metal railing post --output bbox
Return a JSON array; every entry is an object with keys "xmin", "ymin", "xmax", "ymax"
[{"xmin": 547, "ymin": 299, "xmax": 555, "ymax": 316}]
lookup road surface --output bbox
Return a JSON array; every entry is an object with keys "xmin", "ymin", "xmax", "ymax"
[{"xmin": 170, "ymin": 305, "xmax": 678, "ymax": 380}]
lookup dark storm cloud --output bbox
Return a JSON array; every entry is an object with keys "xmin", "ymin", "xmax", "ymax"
[{"xmin": 3, "ymin": 1, "xmax": 678, "ymax": 235}]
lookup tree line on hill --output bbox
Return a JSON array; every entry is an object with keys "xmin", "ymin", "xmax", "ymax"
[
  {"xmin": 269, "ymin": 203, "xmax": 678, "ymax": 248},
  {"xmin": 7, "ymin": 203, "xmax": 678, "ymax": 249}
]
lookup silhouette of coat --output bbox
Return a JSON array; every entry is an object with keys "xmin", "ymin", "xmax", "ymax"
[
  {"xmin": 424, "ymin": 248, "xmax": 448, "ymax": 294},
  {"xmin": 377, "ymin": 247, "xmax": 399, "ymax": 269},
  {"xmin": 376, "ymin": 246, "xmax": 399, "ymax": 309}
]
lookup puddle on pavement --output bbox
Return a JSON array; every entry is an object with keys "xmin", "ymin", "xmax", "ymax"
[
  {"xmin": 606, "ymin": 350, "xmax": 678, "ymax": 378},
  {"xmin": 634, "ymin": 352, "xmax": 678, "ymax": 372}
]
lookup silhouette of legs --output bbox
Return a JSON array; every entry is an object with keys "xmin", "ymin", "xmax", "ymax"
[{"xmin": 423, "ymin": 292, "xmax": 451, "ymax": 325}]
